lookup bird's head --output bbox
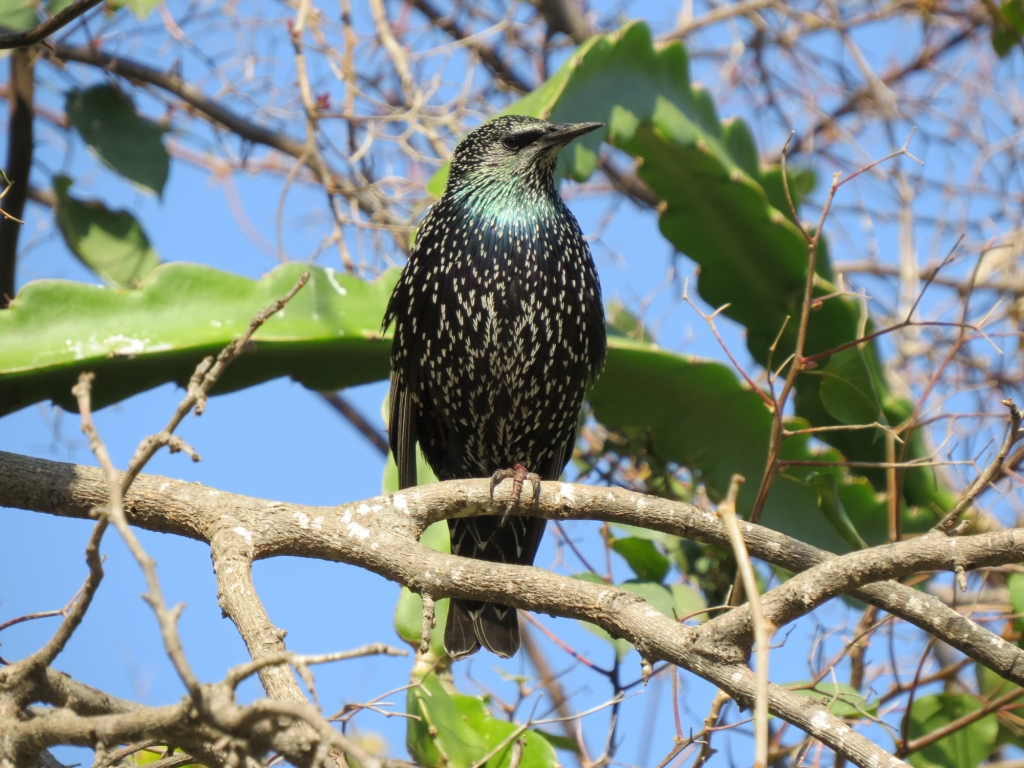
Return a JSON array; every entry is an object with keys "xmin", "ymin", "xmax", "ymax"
[{"xmin": 446, "ymin": 115, "xmax": 604, "ymax": 194}]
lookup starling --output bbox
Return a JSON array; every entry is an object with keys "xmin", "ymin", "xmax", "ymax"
[{"xmin": 383, "ymin": 115, "xmax": 606, "ymax": 660}]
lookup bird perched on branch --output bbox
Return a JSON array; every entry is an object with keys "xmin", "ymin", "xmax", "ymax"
[{"xmin": 383, "ymin": 115, "xmax": 606, "ymax": 660}]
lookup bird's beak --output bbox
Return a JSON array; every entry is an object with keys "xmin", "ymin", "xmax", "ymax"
[{"xmin": 539, "ymin": 121, "xmax": 605, "ymax": 147}]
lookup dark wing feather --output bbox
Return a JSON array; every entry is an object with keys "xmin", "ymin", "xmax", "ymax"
[{"xmin": 389, "ymin": 371, "xmax": 418, "ymax": 490}]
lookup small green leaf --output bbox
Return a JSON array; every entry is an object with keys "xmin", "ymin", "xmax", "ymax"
[
  {"xmin": 66, "ymin": 85, "xmax": 170, "ymax": 195},
  {"xmin": 611, "ymin": 537, "xmax": 670, "ymax": 582},
  {"xmin": 786, "ymin": 682, "xmax": 876, "ymax": 718},
  {"xmin": 1008, "ymin": 572, "xmax": 1024, "ymax": 637},
  {"xmin": 52, "ymin": 175, "xmax": 161, "ymax": 289},
  {"xmin": 820, "ymin": 347, "xmax": 885, "ymax": 427},
  {"xmin": 610, "ymin": 522, "xmax": 674, "ymax": 545},
  {"xmin": 907, "ymin": 694, "xmax": 998, "ymax": 768},
  {"xmin": 394, "ymin": 590, "xmax": 450, "ymax": 657},
  {"xmin": 807, "ymin": 473, "xmax": 868, "ymax": 551},
  {"xmin": 533, "ymin": 730, "xmax": 580, "ymax": 753},
  {"xmin": 0, "ymin": 0, "xmax": 39, "ymax": 31},
  {"xmin": 454, "ymin": 695, "xmax": 558, "ymax": 768},
  {"xmin": 106, "ymin": 0, "xmax": 161, "ymax": 20},
  {"xmin": 992, "ymin": 0, "xmax": 1024, "ymax": 57},
  {"xmin": 606, "ymin": 300, "xmax": 654, "ymax": 343},
  {"xmin": 407, "ymin": 674, "xmax": 488, "ymax": 768}
]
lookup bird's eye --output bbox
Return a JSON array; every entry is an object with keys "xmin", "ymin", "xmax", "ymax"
[{"xmin": 502, "ymin": 130, "xmax": 547, "ymax": 152}]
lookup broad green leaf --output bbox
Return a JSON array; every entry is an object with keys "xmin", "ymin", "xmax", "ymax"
[
  {"xmin": 66, "ymin": 86, "xmax": 170, "ymax": 196},
  {"xmin": 433, "ymin": 20, "xmax": 949, "ymax": 515},
  {"xmin": 786, "ymin": 682, "xmax": 876, "ymax": 718},
  {"xmin": 453, "ymin": 695, "xmax": 558, "ymax": 768},
  {"xmin": 820, "ymin": 347, "xmax": 886, "ymax": 427},
  {"xmin": 407, "ymin": 673, "xmax": 488, "ymax": 768},
  {"xmin": 0, "ymin": 262, "xmax": 397, "ymax": 416},
  {"xmin": 589, "ymin": 338, "xmax": 856, "ymax": 554},
  {"xmin": 807, "ymin": 473, "xmax": 868, "ymax": 550},
  {"xmin": 53, "ymin": 175, "xmax": 161, "ymax": 289},
  {"xmin": 907, "ymin": 694, "xmax": 998, "ymax": 768},
  {"xmin": 0, "ymin": 0, "xmax": 38, "ymax": 31},
  {"xmin": 611, "ymin": 537, "xmax": 670, "ymax": 582},
  {"xmin": 992, "ymin": 0, "xmax": 1024, "ymax": 57}
]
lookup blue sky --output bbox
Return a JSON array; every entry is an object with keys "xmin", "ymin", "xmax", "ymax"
[{"xmin": 3, "ymin": 2, "xmax": 1023, "ymax": 766}]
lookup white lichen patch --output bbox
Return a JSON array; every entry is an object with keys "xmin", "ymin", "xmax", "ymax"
[
  {"xmin": 393, "ymin": 494, "xmax": 409, "ymax": 512},
  {"xmin": 232, "ymin": 526, "xmax": 253, "ymax": 544},
  {"xmin": 293, "ymin": 512, "xmax": 310, "ymax": 528},
  {"xmin": 357, "ymin": 503, "xmax": 372, "ymax": 516},
  {"xmin": 811, "ymin": 709, "xmax": 832, "ymax": 730},
  {"xmin": 558, "ymin": 483, "xmax": 576, "ymax": 504},
  {"xmin": 347, "ymin": 522, "xmax": 370, "ymax": 540}
]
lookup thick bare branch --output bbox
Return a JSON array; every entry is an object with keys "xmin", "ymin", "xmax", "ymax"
[{"xmin": 10, "ymin": 452, "xmax": 1024, "ymax": 765}]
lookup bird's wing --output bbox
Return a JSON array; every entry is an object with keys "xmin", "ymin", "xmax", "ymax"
[{"xmin": 389, "ymin": 371, "xmax": 419, "ymax": 491}]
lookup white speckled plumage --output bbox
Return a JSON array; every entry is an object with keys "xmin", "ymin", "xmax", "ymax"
[{"xmin": 383, "ymin": 115, "xmax": 606, "ymax": 659}]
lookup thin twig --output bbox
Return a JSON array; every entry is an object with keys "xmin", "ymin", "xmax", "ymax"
[
  {"xmin": 717, "ymin": 475, "xmax": 770, "ymax": 768},
  {"xmin": 934, "ymin": 398, "xmax": 1023, "ymax": 532},
  {"xmin": 121, "ymin": 272, "xmax": 310, "ymax": 491}
]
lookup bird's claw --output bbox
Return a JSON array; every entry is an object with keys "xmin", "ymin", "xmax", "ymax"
[{"xmin": 491, "ymin": 463, "xmax": 542, "ymax": 526}]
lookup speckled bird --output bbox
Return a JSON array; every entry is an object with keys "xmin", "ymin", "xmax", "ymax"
[{"xmin": 383, "ymin": 115, "xmax": 606, "ymax": 660}]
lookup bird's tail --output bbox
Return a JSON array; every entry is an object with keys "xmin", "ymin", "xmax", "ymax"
[{"xmin": 444, "ymin": 599, "xmax": 519, "ymax": 660}]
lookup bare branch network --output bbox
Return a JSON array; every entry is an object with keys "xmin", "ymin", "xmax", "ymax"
[
  {"xmin": 2, "ymin": 435, "xmax": 1024, "ymax": 768},
  {"xmin": 4, "ymin": 1, "xmax": 1024, "ymax": 766}
]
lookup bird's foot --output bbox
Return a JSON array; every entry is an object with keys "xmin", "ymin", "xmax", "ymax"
[{"xmin": 491, "ymin": 463, "xmax": 541, "ymax": 526}]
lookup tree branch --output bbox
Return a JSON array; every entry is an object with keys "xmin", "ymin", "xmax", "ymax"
[
  {"xmin": 8, "ymin": 452, "xmax": 1024, "ymax": 765},
  {"xmin": 0, "ymin": 0, "xmax": 103, "ymax": 50},
  {"xmin": 0, "ymin": 49, "xmax": 33, "ymax": 307}
]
